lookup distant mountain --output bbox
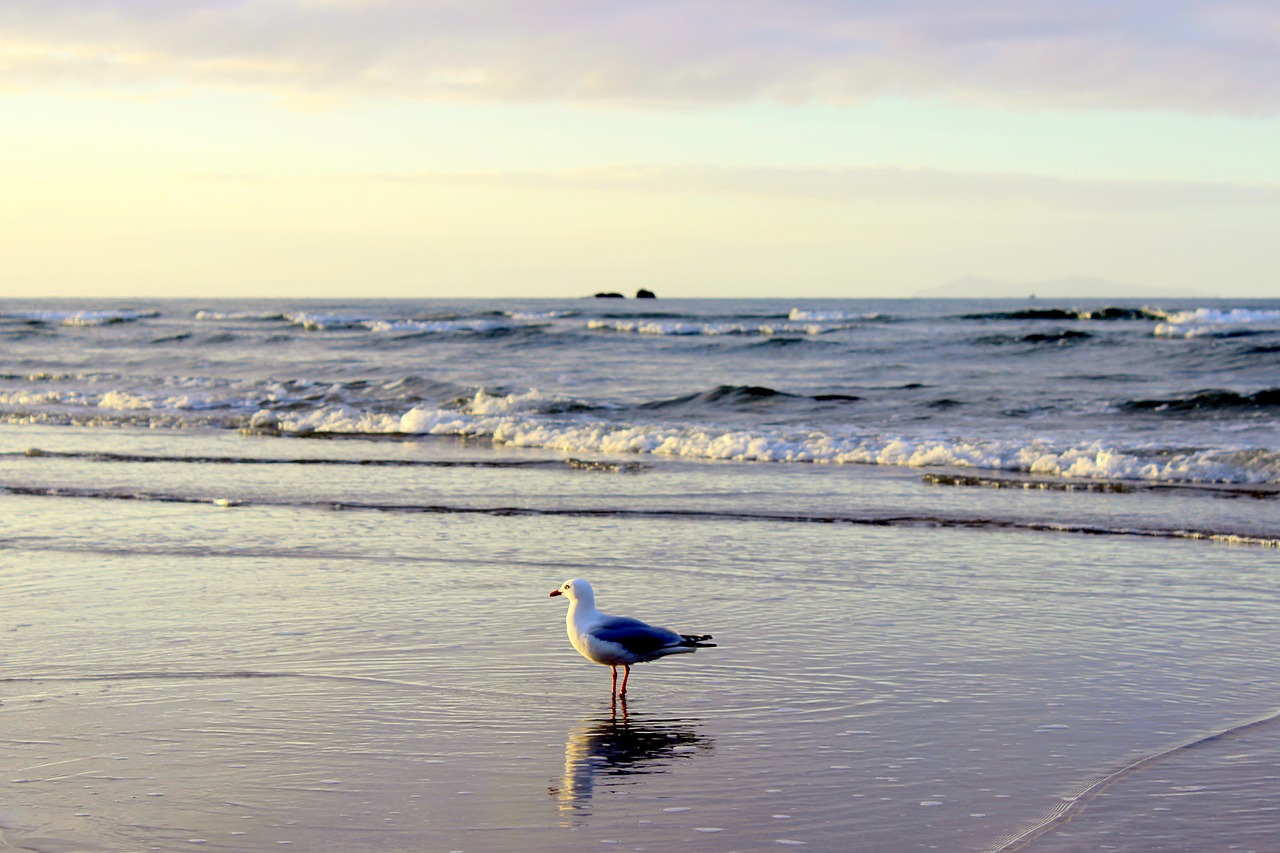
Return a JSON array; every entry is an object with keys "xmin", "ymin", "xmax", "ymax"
[{"xmin": 915, "ymin": 276, "xmax": 1210, "ymax": 299}]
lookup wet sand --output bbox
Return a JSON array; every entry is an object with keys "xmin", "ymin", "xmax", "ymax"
[{"xmin": 2, "ymin": 426, "xmax": 1278, "ymax": 852}]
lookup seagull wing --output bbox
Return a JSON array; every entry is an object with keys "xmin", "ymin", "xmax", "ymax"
[{"xmin": 590, "ymin": 616, "xmax": 684, "ymax": 655}]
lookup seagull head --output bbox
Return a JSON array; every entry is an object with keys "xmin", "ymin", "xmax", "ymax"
[{"xmin": 549, "ymin": 578, "xmax": 594, "ymax": 605}]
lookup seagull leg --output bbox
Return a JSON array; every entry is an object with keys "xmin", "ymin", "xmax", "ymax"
[
  {"xmin": 611, "ymin": 666, "xmax": 618, "ymax": 697},
  {"xmin": 619, "ymin": 665, "xmax": 631, "ymax": 698}
]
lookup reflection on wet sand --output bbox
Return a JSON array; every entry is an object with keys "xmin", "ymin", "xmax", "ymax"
[{"xmin": 552, "ymin": 700, "xmax": 713, "ymax": 821}]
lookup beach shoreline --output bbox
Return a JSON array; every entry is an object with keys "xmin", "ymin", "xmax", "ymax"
[{"xmin": 3, "ymin": 422, "xmax": 1279, "ymax": 852}]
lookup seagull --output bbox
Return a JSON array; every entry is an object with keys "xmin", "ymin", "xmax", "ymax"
[{"xmin": 549, "ymin": 578, "xmax": 715, "ymax": 698}]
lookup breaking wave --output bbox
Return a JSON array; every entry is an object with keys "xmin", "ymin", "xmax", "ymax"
[
  {"xmin": 788, "ymin": 308, "xmax": 891, "ymax": 322},
  {"xmin": 638, "ymin": 385, "xmax": 860, "ymax": 411},
  {"xmin": 1123, "ymin": 387, "xmax": 1280, "ymax": 414},
  {"xmin": 587, "ymin": 319, "xmax": 830, "ymax": 336},
  {"xmin": 0, "ymin": 309, "xmax": 159, "ymax": 326},
  {"xmin": 231, "ymin": 403, "xmax": 1280, "ymax": 486},
  {"xmin": 2, "ymin": 373, "xmax": 1276, "ymax": 484},
  {"xmin": 1154, "ymin": 308, "xmax": 1280, "ymax": 338},
  {"xmin": 975, "ymin": 330, "xmax": 1094, "ymax": 346}
]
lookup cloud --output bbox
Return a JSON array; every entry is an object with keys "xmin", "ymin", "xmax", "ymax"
[
  {"xmin": 345, "ymin": 164, "xmax": 1280, "ymax": 209},
  {"xmin": 2, "ymin": 1, "xmax": 1278, "ymax": 114}
]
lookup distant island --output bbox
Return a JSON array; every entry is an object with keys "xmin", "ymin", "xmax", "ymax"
[
  {"xmin": 915, "ymin": 276, "xmax": 1210, "ymax": 300},
  {"xmin": 593, "ymin": 289, "xmax": 658, "ymax": 299}
]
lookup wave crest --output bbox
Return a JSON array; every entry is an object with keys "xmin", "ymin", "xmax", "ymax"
[
  {"xmin": 247, "ymin": 404, "xmax": 1280, "ymax": 485},
  {"xmin": 587, "ymin": 319, "xmax": 826, "ymax": 336},
  {"xmin": 1123, "ymin": 387, "xmax": 1280, "ymax": 414},
  {"xmin": 1, "ymin": 309, "xmax": 159, "ymax": 326}
]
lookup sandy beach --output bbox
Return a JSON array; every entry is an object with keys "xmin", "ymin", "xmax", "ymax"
[{"xmin": 3, "ymin": 424, "xmax": 1277, "ymax": 852}]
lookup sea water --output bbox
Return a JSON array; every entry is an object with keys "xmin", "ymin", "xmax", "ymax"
[{"xmin": 1, "ymin": 297, "xmax": 1277, "ymax": 852}]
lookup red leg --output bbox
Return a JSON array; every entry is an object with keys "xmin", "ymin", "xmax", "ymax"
[
  {"xmin": 611, "ymin": 666, "xmax": 618, "ymax": 696},
  {"xmin": 619, "ymin": 665, "xmax": 631, "ymax": 697}
]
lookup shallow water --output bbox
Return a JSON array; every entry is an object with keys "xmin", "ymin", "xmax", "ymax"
[
  {"xmin": 2, "ymin": 425, "xmax": 1277, "ymax": 852},
  {"xmin": 1009, "ymin": 719, "xmax": 1280, "ymax": 853}
]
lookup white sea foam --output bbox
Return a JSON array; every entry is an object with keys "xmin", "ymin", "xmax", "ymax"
[
  {"xmin": 506, "ymin": 310, "xmax": 574, "ymax": 320},
  {"xmin": 0, "ymin": 386, "xmax": 248, "ymax": 414},
  {"xmin": 0, "ymin": 389, "xmax": 72, "ymax": 407},
  {"xmin": 459, "ymin": 389, "xmax": 593, "ymax": 415},
  {"xmin": 193, "ymin": 310, "xmax": 285, "ymax": 321},
  {"xmin": 283, "ymin": 312, "xmax": 371, "ymax": 331},
  {"xmin": 2, "ymin": 310, "xmax": 158, "ymax": 326},
  {"xmin": 1154, "ymin": 323, "xmax": 1207, "ymax": 339},
  {"xmin": 364, "ymin": 319, "xmax": 519, "ymax": 334},
  {"xmin": 587, "ymin": 319, "xmax": 825, "ymax": 336},
  {"xmin": 1154, "ymin": 307, "xmax": 1280, "ymax": 338},
  {"xmin": 276, "ymin": 313, "xmax": 524, "ymax": 333},
  {"xmin": 200, "ymin": 308, "xmax": 512, "ymax": 332},
  {"xmin": 788, "ymin": 308, "xmax": 882, "ymax": 322},
  {"xmin": 97, "ymin": 390, "xmax": 156, "ymax": 411},
  {"xmin": 261, "ymin": 405, "xmax": 1280, "ymax": 485},
  {"xmin": 1165, "ymin": 308, "xmax": 1280, "ymax": 325}
]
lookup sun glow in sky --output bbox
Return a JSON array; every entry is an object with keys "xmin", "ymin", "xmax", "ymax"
[{"xmin": 3, "ymin": 1, "xmax": 1279, "ymax": 298}]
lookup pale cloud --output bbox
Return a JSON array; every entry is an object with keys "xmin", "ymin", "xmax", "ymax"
[
  {"xmin": 338, "ymin": 164, "xmax": 1280, "ymax": 209},
  {"xmin": 1, "ymin": 1, "xmax": 1277, "ymax": 113}
]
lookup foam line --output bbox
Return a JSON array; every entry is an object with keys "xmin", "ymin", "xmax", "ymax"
[
  {"xmin": 2, "ymin": 484, "xmax": 1275, "ymax": 546},
  {"xmin": 987, "ymin": 707, "xmax": 1280, "ymax": 853}
]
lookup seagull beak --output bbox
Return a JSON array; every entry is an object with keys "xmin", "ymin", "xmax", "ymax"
[{"xmin": 549, "ymin": 589, "xmax": 562, "ymax": 597}]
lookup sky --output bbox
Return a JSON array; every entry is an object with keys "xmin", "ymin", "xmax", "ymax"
[{"xmin": 3, "ymin": 1, "xmax": 1279, "ymax": 299}]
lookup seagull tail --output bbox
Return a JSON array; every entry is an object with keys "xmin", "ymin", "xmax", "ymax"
[{"xmin": 679, "ymin": 633, "xmax": 716, "ymax": 648}]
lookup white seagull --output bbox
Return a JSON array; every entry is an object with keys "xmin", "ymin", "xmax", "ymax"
[{"xmin": 549, "ymin": 578, "xmax": 715, "ymax": 698}]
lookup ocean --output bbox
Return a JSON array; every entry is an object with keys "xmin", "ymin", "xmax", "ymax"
[{"xmin": 1, "ymin": 297, "xmax": 1278, "ymax": 852}]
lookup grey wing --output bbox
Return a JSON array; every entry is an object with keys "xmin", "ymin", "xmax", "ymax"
[{"xmin": 591, "ymin": 616, "xmax": 684, "ymax": 654}]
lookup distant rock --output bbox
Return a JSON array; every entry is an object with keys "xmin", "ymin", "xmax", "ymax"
[
  {"xmin": 636, "ymin": 288, "xmax": 657, "ymax": 299},
  {"xmin": 593, "ymin": 292, "xmax": 626, "ymax": 299}
]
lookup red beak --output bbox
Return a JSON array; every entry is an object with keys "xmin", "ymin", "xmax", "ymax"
[{"xmin": 549, "ymin": 589, "xmax": 562, "ymax": 597}]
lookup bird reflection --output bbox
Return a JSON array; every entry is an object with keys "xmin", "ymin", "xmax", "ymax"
[{"xmin": 551, "ymin": 700, "xmax": 712, "ymax": 821}]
